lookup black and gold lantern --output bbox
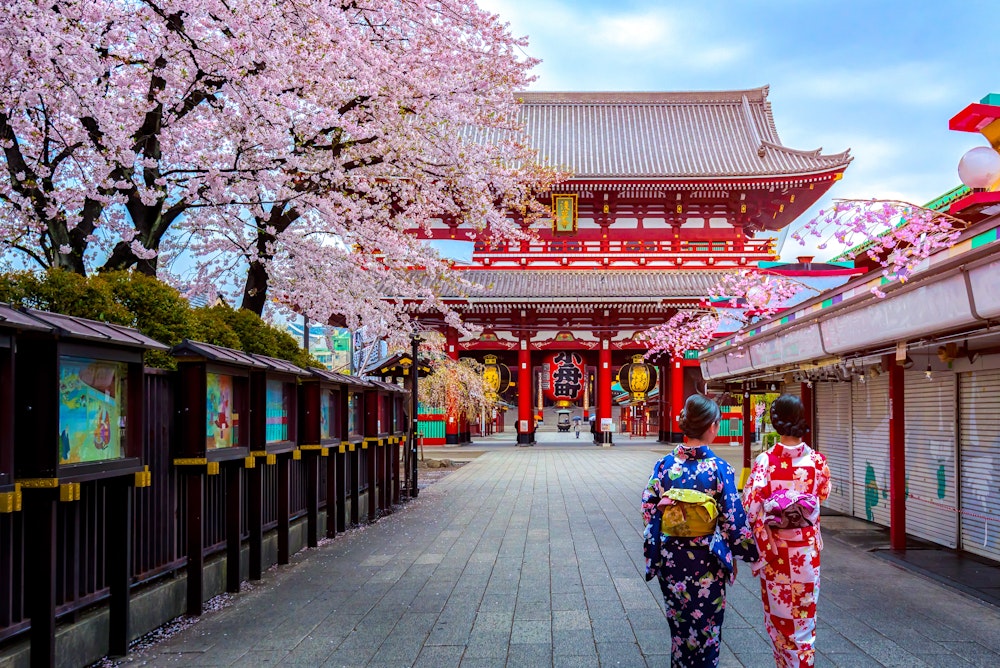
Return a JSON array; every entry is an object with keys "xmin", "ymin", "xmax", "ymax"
[
  {"xmin": 482, "ymin": 354, "xmax": 512, "ymax": 399},
  {"xmin": 617, "ymin": 354, "xmax": 658, "ymax": 402}
]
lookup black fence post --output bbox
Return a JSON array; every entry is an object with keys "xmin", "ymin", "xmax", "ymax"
[{"xmin": 107, "ymin": 477, "xmax": 134, "ymax": 657}]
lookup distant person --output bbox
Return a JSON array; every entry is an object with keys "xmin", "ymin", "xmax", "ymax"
[
  {"xmin": 574, "ymin": 422, "xmax": 581, "ymax": 439},
  {"xmin": 742, "ymin": 394, "xmax": 831, "ymax": 668},
  {"xmin": 641, "ymin": 394, "xmax": 758, "ymax": 667}
]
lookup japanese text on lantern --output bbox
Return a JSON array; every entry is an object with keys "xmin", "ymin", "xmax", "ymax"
[{"xmin": 549, "ymin": 352, "xmax": 583, "ymax": 399}]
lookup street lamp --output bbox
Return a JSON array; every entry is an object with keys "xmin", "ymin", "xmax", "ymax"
[{"xmin": 958, "ymin": 146, "xmax": 1000, "ymax": 190}]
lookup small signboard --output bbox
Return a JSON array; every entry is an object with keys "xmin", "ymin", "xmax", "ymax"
[
  {"xmin": 519, "ymin": 419, "xmax": 529, "ymax": 432},
  {"xmin": 600, "ymin": 418, "xmax": 613, "ymax": 433}
]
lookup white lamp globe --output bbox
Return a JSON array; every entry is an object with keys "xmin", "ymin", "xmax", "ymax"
[{"xmin": 958, "ymin": 146, "xmax": 1000, "ymax": 189}]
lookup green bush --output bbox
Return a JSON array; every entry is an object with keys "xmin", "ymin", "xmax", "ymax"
[{"xmin": 0, "ymin": 269, "xmax": 321, "ymax": 370}]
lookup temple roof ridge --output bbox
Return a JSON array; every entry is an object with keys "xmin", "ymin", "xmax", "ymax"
[
  {"xmin": 514, "ymin": 86, "xmax": 852, "ymax": 179},
  {"xmin": 518, "ymin": 87, "xmax": 771, "ymax": 105}
]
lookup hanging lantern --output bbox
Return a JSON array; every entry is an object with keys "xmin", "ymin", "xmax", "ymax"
[
  {"xmin": 542, "ymin": 351, "xmax": 585, "ymax": 403},
  {"xmin": 617, "ymin": 354, "xmax": 658, "ymax": 402},
  {"xmin": 482, "ymin": 354, "xmax": 511, "ymax": 400}
]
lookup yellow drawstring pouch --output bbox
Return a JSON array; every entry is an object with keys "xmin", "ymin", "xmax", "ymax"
[{"xmin": 660, "ymin": 488, "xmax": 719, "ymax": 537}]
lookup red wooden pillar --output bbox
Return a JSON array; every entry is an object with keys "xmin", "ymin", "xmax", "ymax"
[
  {"xmin": 888, "ymin": 355, "xmax": 907, "ymax": 550},
  {"xmin": 657, "ymin": 361, "xmax": 669, "ymax": 442},
  {"xmin": 670, "ymin": 356, "xmax": 685, "ymax": 442},
  {"xmin": 598, "ymin": 337, "xmax": 613, "ymax": 445},
  {"xmin": 801, "ymin": 381, "xmax": 814, "ymax": 442},
  {"xmin": 741, "ymin": 389, "xmax": 752, "ymax": 489},
  {"xmin": 517, "ymin": 336, "xmax": 533, "ymax": 445},
  {"xmin": 445, "ymin": 328, "xmax": 460, "ymax": 445}
]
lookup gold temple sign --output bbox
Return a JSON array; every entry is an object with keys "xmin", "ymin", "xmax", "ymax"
[{"xmin": 552, "ymin": 194, "xmax": 578, "ymax": 234}]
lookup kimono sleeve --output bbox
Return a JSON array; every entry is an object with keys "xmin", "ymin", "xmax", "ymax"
[
  {"xmin": 716, "ymin": 459, "xmax": 759, "ymax": 563},
  {"xmin": 813, "ymin": 451, "xmax": 832, "ymax": 502},
  {"xmin": 641, "ymin": 458, "xmax": 667, "ymax": 525}
]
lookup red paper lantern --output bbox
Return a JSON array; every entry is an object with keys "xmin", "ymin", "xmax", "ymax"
[{"xmin": 542, "ymin": 352, "xmax": 584, "ymax": 403}]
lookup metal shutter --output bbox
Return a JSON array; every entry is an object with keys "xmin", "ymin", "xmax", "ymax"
[
  {"xmin": 959, "ymin": 369, "xmax": 1000, "ymax": 561},
  {"xmin": 814, "ymin": 382, "xmax": 852, "ymax": 514},
  {"xmin": 852, "ymin": 374, "xmax": 891, "ymax": 527},
  {"xmin": 904, "ymin": 370, "xmax": 958, "ymax": 548},
  {"xmin": 784, "ymin": 383, "xmax": 801, "ymax": 399}
]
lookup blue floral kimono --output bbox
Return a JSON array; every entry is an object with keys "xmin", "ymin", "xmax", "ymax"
[{"xmin": 642, "ymin": 444, "xmax": 758, "ymax": 667}]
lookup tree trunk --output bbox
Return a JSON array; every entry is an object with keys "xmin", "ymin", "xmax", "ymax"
[{"xmin": 241, "ymin": 258, "xmax": 269, "ymax": 316}]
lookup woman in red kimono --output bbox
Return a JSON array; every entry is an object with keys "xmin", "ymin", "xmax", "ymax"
[{"xmin": 742, "ymin": 395, "xmax": 831, "ymax": 667}]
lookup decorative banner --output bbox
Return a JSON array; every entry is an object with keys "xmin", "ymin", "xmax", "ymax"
[
  {"xmin": 482, "ymin": 354, "xmax": 511, "ymax": 398},
  {"xmin": 543, "ymin": 351, "xmax": 585, "ymax": 402},
  {"xmin": 617, "ymin": 354, "xmax": 658, "ymax": 403},
  {"xmin": 552, "ymin": 193, "xmax": 578, "ymax": 234}
]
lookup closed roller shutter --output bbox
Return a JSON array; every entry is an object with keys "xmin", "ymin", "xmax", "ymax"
[
  {"xmin": 814, "ymin": 382, "xmax": 852, "ymax": 514},
  {"xmin": 852, "ymin": 374, "xmax": 891, "ymax": 527},
  {"xmin": 784, "ymin": 383, "xmax": 801, "ymax": 399},
  {"xmin": 904, "ymin": 370, "xmax": 958, "ymax": 548},
  {"xmin": 959, "ymin": 369, "xmax": 1000, "ymax": 562}
]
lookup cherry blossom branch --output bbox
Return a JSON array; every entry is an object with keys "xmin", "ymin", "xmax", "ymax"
[{"xmin": 791, "ymin": 198, "xmax": 967, "ymax": 297}]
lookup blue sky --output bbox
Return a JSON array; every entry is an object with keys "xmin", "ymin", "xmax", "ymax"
[{"xmin": 478, "ymin": 0, "xmax": 1000, "ymax": 260}]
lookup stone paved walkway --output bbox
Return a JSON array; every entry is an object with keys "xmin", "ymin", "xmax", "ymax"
[{"xmin": 138, "ymin": 448, "xmax": 1000, "ymax": 667}]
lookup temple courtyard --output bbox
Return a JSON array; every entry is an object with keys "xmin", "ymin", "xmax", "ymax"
[{"xmin": 126, "ymin": 443, "xmax": 1000, "ymax": 667}]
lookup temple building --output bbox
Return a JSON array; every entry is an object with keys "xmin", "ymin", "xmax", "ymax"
[{"xmin": 409, "ymin": 87, "xmax": 852, "ymax": 445}]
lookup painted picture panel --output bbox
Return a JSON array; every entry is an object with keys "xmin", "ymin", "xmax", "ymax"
[
  {"xmin": 348, "ymin": 391, "xmax": 362, "ymax": 436},
  {"xmin": 320, "ymin": 388, "xmax": 332, "ymax": 440},
  {"xmin": 206, "ymin": 372, "xmax": 237, "ymax": 449},
  {"xmin": 266, "ymin": 379, "xmax": 290, "ymax": 443},
  {"xmin": 59, "ymin": 355, "xmax": 128, "ymax": 464}
]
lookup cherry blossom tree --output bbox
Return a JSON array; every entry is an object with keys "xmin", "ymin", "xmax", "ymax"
[
  {"xmin": 1, "ymin": 0, "xmax": 557, "ymax": 346},
  {"xmin": 641, "ymin": 270, "xmax": 813, "ymax": 359},
  {"xmin": 791, "ymin": 198, "xmax": 967, "ymax": 296},
  {"xmin": 407, "ymin": 332, "xmax": 494, "ymax": 421}
]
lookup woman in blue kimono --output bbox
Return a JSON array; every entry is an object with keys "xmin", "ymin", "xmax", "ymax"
[{"xmin": 642, "ymin": 394, "xmax": 759, "ymax": 667}]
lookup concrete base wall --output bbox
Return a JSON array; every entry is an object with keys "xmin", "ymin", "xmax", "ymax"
[{"xmin": 1, "ymin": 492, "xmax": 373, "ymax": 668}]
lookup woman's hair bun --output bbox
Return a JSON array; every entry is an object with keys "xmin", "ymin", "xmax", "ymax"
[
  {"xmin": 770, "ymin": 395, "xmax": 809, "ymax": 438},
  {"xmin": 679, "ymin": 394, "xmax": 721, "ymax": 440}
]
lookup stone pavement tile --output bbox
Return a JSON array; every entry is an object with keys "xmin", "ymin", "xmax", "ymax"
[
  {"xmin": 369, "ymin": 637, "xmax": 426, "ymax": 665},
  {"xmin": 506, "ymin": 642, "xmax": 554, "ymax": 666},
  {"xmin": 279, "ymin": 638, "xmax": 339, "ymax": 666},
  {"xmin": 142, "ymin": 651, "xmax": 231, "ymax": 667},
  {"xmin": 595, "ymin": 640, "xmax": 645, "ymax": 667},
  {"xmin": 819, "ymin": 650, "xmax": 885, "ymax": 668},
  {"xmin": 848, "ymin": 635, "xmax": 935, "ymax": 666},
  {"xmin": 628, "ymin": 610, "xmax": 666, "ymax": 632},
  {"xmin": 511, "ymin": 618, "xmax": 551, "ymax": 644},
  {"xmin": 588, "ymin": 600, "xmax": 627, "ymax": 620},
  {"xmin": 425, "ymin": 617, "xmax": 474, "ymax": 646},
  {"xmin": 412, "ymin": 645, "xmax": 465, "ymax": 668},
  {"xmin": 722, "ymin": 626, "xmax": 772, "ymax": 655},
  {"xmin": 592, "ymin": 618, "xmax": 636, "ymax": 643},
  {"xmin": 939, "ymin": 641, "xmax": 1000, "ymax": 667},
  {"xmin": 457, "ymin": 657, "xmax": 506, "ymax": 668},
  {"xmin": 552, "ymin": 628, "xmax": 597, "ymax": 656},
  {"xmin": 814, "ymin": 629, "xmax": 863, "ymax": 654},
  {"xmin": 552, "ymin": 610, "xmax": 591, "ymax": 631},
  {"xmin": 633, "ymin": 628, "xmax": 670, "ymax": 657},
  {"xmin": 480, "ymin": 592, "xmax": 517, "ymax": 612},
  {"xmin": 462, "ymin": 633, "xmax": 509, "ymax": 659},
  {"xmin": 513, "ymin": 600, "xmax": 551, "ymax": 620},
  {"xmin": 551, "ymin": 591, "xmax": 586, "ymax": 611},
  {"xmin": 234, "ymin": 649, "xmax": 292, "ymax": 664},
  {"xmin": 554, "ymin": 654, "xmax": 599, "ymax": 668},
  {"xmin": 320, "ymin": 645, "xmax": 377, "ymax": 667}
]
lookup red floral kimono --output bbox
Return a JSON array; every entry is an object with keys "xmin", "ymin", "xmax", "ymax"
[{"xmin": 742, "ymin": 442, "xmax": 831, "ymax": 667}]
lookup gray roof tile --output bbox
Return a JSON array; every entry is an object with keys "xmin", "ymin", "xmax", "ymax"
[
  {"xmin": 509, "ymin": 88, "xmax": 851, "ymax": 179},
  {"xmin": 440, "ymin": 270, "xmax": 729, "ymax": 300}
]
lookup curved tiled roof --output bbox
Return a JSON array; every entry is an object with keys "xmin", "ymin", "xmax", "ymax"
[
  {"xmin": 440, "ymin": 270, "xmax": 731, "ymax": 300},
  {"xmin": 514, "ymin": 87, "xmax": 851, "ymax": 179}
]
